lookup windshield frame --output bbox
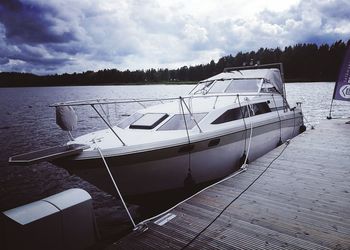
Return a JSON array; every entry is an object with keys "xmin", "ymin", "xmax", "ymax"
[{"xmin": 190, "ymin": 77, "xmax": 264, "ymax": 95}]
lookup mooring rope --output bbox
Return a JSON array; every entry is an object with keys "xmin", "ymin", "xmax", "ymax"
[
  {"xmin": 96, "ymin": 146, "xmax": 137, "ymax": 229},
  {"xmin": 181, "ymin": 140, "xmax": 291, "ymax": 249},
  {"xmin": 179, "ymin": 97, "xmax": 195, "ymax": 189},
  {"xmin": 242, "ymin": 98, "xmax": 253, "ymax": 169},
  {"xmin": 237, "ymin": 95, "xmax": 248, "ymax": 158},
  {"xmin": 272, "ymin": 94, "xmax": 283, "ymax": 144},
  {"xmin": 135, "ymin": 168, "xmax": 246, "ymax": 228},
  {"xmin": 237, "ymin": 95, "xmax": 253, "ymax": 168},
  {"xmin": 303, "ymin": 113, "xmax": 315, "ymax": 130}
]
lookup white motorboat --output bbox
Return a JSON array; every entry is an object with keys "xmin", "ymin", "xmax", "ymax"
[{"xmin": 9, "ymin": 64, "xmax": 305, "ymax": 197}]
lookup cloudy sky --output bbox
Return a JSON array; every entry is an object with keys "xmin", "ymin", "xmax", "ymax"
[{"xmin": 0, "ymin": 0, "xmax": 349, "ymax": 75}]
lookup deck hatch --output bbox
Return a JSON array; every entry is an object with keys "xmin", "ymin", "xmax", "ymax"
[{"xmin": 129, "ymin": 113, "xmax": 168, "ymax": 129}]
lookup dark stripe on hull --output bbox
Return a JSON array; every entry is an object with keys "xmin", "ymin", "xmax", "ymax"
[{"xmin": 52, "ymin": 115, "xmax": 303, "ymax": 195}]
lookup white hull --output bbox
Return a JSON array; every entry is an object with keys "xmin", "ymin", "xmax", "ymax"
[{"xmin": 55, "ymin": 115, "xmax": 302, "ymax": 196}]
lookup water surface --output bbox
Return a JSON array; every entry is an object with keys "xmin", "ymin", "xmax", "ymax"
[{"xmin": 1, "ymin": 82, "xmax": 349, "ymax": 245}]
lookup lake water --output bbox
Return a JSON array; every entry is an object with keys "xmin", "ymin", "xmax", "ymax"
[
  {"xmin": 1, "ymin": 82, "xmax": 350, "ymax": 245},
  {"xmin": 1, "ymin": 82, "xmax": 350, "ymax": 166}
]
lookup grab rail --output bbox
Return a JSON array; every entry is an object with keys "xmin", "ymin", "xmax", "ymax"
[{"xmin": 49, "ymin": 92, "xmax": 280, "ymax": 107}]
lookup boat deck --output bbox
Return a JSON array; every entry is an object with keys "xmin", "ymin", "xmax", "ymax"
[{"xmin": 109, "ymin": 119, "xmax": 350, "ymax": 250}]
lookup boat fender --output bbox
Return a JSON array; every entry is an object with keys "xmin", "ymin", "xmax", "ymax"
[
  {"xmin": 299, "ymin": 125, "xmax": 306, "ymax": 133},
  {"xmin": 56, "ymin": 106, "xmax": 78, "ymax": 131}
]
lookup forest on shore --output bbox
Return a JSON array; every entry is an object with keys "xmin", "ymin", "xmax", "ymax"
[{"xmin": 0, "ymin": 40, "xmax": 349, "ymax": 87}]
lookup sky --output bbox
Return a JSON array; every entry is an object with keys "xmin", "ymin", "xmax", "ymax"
[{"xmin": 0, "ymin": 0, "xmax": 349, "ymax": 75}]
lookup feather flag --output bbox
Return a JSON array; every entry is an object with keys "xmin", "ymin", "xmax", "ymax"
[{"xmin": 332, "ymin": 44, "xmax": 350, "ymax": 101}]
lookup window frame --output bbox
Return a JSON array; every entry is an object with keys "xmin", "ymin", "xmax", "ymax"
[{"xmin": 129, "ymin": 113, "xmax": 169, "ymax": 129}]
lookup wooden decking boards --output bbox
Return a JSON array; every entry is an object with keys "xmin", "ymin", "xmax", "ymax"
[{"xmin": 110, "ymin": 119, "xmax": 350, "ymax": 250}]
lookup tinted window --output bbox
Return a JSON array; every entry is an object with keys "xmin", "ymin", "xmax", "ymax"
[
  {"xmin": 212, "ymin": 102, "xmax": 269, "ymax": 124},
  {"xmin": 251, "ymin": 102, "xmax": 271, "ymax": 115},
  {"xmin": 158, "ymin": 113, "xmax": 207, "ymax": 131},
  {"xmin": 130, "ymin": 113, "xmax": 168, "ymax": 129},
  {"xmin": 212, "ymin": 107, "xmax": 248, "ymax": 124}
]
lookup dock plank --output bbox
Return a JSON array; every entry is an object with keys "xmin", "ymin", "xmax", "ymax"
[{"xmin": 110, "ymin": 119, "xmax": 350, "ymax": 250}]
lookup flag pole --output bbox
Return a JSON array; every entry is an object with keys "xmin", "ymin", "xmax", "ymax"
[
  {"xmin": 327, "ymin": 84, "xmax": 337, "ymax": 119},
  {"xmin": 327, "ymin": 98, "xmax": 334, "ymax": 119}
]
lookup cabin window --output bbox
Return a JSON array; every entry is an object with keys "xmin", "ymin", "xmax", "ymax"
[
  {"xmin": 211, "ymin": 107, "xmax": 248, "ymax": 124},
  {"xmin": 212, "ymin": 102, "xmax": 270, "ymax": 124},
  {"xmin": 117, "ymin": 112, "xmax": 143, "ymax": 129},
  {"xmin": 225, "ymin": 79, "xmax": 261, "ymax": 93},
  {"xmin": 158, "ymin": 113, "xmax": 207, "ymax": 131},
  {"xmin": 129, "ymin": 113, "xmax": 169, "ymax": 129},
  {"xmin": 251, "ymin": 102, "xmax": 271, "ymax": 115}
]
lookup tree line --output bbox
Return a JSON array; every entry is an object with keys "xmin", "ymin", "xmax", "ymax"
[{"xmin": 1, "ymin": 39, "xmax": 349, "ymax": 87}]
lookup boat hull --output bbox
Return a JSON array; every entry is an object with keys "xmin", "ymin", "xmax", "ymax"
[{"xmin": 52, "ymin": 116, "xmax": 303, "ymax": 196}]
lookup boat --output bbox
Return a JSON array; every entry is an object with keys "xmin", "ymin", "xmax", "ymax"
[{"xmin": 9, "ymin": 63, "xmax": 305, "ymax": 197}]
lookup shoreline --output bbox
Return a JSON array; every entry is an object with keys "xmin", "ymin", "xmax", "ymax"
[{"xmin": 0, "ymin": 80, "xmax": 335, "ymax": 88}]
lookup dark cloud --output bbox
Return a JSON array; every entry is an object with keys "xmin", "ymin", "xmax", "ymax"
[
  {"xmin": 0, "ymin": 0, "xmax": 77, "ymax": 44},
  {"xmin": 318, "ymin": 0, "xmax": 350, "ymax": 20},
  {"xmin": 0, "ymin": 0, "xmax": 349, "ymax": 75},
  {"xmin": 9, "ymin": 48, "xmax": 69, "ymax": 66},
  {"xmin": 0, "ymin": 57, "xmax": 9, "ymax": 64},
  {"xmin": 0, "ymin": 0, "xmax": 82, "ymax": 73},
  {"xmin": 256, "ymin": 0, "xmax": 350, "ymax": 45}
]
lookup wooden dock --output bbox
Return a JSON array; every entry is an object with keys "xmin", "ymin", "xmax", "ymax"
[{"xmin": 110, "ymin": 119, "xmax": 350, "ymax": 250}]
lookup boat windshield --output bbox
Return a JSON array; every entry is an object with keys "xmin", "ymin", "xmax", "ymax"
[
  {"xmin": 224, "ymin": 79, "xmax": 261, "ymax": 93},
  {"xmin": 192, "ymin": 78, "xmax": 261, "ymax": 95}
]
